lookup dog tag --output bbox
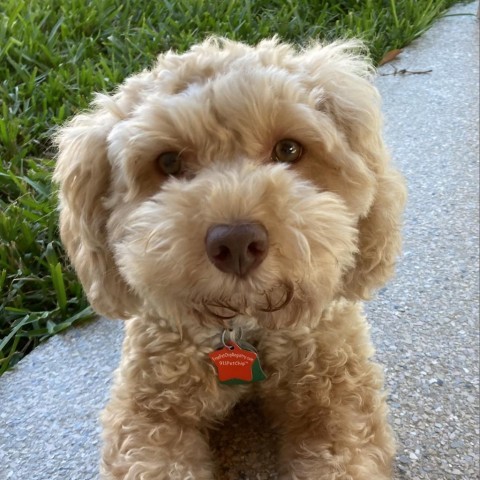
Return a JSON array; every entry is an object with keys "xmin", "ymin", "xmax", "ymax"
[
  {"xmin": 236, "ymin": 340, "xmax": 267, "ymax": 383},
  {"xmin": 209, "ymin": 341, "xmax": 266, "ymax": 384}
]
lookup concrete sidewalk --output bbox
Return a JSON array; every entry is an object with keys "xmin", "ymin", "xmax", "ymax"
[{"xmin": 1, "ymin": 2, "xmax": 478, "ymax": 479}]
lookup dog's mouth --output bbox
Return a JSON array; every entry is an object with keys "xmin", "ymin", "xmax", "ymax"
[{"xmin": 197, "ymin": 280, "xmax": 295, "ymax": 321}]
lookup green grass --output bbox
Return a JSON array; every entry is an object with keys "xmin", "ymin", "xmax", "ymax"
[{"xmin": 0, "ymin": 0, "xmax": 468, "ymax": 374}]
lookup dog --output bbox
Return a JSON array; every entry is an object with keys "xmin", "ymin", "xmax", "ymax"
[{"xmin": 54, "ymin": 37, "xmax": 406, "ymax": 480}]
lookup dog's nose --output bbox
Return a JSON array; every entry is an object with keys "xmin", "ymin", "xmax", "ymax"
[{"xmin": 205, "ymin": 223, "xmax": 269, "ymax": 277}]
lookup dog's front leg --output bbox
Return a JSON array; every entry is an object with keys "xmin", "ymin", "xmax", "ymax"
[
  {"xmin": 258, "ymin": 305, "xmax": 395, "ymax": 480},
  {"xmin": 101, "ymin": 409, "xmax": 214, "ymax": 480},
  {"xmin": 100, "ymin": 319, "xmax": 245, "ymax": 480}
]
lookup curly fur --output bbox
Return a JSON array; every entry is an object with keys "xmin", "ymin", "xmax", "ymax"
[{"xmin": 54, "ymin": 37, "xmax": 406, "ymax": 479}]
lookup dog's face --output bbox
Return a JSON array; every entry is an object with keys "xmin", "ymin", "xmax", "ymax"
[{"xmin": 54, "ymin": 38, "xmax": 405, "ymax": 327}]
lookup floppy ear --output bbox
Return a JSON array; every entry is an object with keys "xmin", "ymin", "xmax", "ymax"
[
  {"xmin": 301, "ymin": 41, "xmax": 407, "ymax": 299},
  {"xmin": 343, "ymin": 168, "xmax": 406, "ymax": 299},
  {"xmin": 53, "ymin": 99, "xmax": 140, "ymax": 319}
]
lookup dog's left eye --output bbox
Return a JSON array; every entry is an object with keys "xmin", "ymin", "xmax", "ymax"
[
  {"xmin": 156, "ymin": 152, "xmax": 183, "ymax": 176},
  {"xmin": 271, "ymin": 139, "xmax": 303, "ymax": 164}
]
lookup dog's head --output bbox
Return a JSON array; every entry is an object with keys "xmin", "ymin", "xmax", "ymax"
[{"xmin": 54, "ymin": 38, "xmax": 405, "ymax": 327}]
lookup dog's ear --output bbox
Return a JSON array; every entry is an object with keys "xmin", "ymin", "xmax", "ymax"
[
  {"xmin": 53, "ymin": 98, "xmax": 139, "ymax": 319},
  {"xmin": 342, "ymin": 168, "xmax": 406, "ymax": 299},
  {"xmin": 300, "ymin": 41, "xmax": 407, "ymax": 299}
]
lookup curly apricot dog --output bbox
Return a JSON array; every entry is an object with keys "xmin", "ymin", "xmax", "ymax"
[{"xmin": 54, "ymin": 38, "xmax": 406, "ymax": 480}]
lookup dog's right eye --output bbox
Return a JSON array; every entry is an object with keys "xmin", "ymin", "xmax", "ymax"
[
  {"xmin": 156, "ymin": 152, "xmax": 183, "ymax": 176},
  {"xmin": 271, "ymin": 139, "xmax": 303, "ymax": 164}
]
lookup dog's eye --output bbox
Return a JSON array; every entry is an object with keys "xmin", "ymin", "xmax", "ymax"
[
  {"xmin": 272, "ymin": 139, "xmax": 303, "ymax": 164},
  {"xmin": 156, "ymin": 152, "xmax": 183, "ymax": 176}
]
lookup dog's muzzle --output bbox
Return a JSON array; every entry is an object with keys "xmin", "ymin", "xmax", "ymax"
[{"xmin": 205, "ymin": 222, "xmax": 269, "ymax": 277}]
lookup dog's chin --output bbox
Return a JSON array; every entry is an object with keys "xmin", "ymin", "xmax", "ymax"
[
  {"xmin": 183, "ymin": 279, "xmax": 328, "ymax": 330},
  {"xmin": 195, "ymin": 279, "xmax": 295, "ymax": 321},
  {"xmin": 134, "ymin": 267, "xmax": 337, "ymax": 329}
]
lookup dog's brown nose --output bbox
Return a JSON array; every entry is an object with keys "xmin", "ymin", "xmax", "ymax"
[{"xmin": 205, "ymin": 223, "xmax": 269, "ymax": 277}]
